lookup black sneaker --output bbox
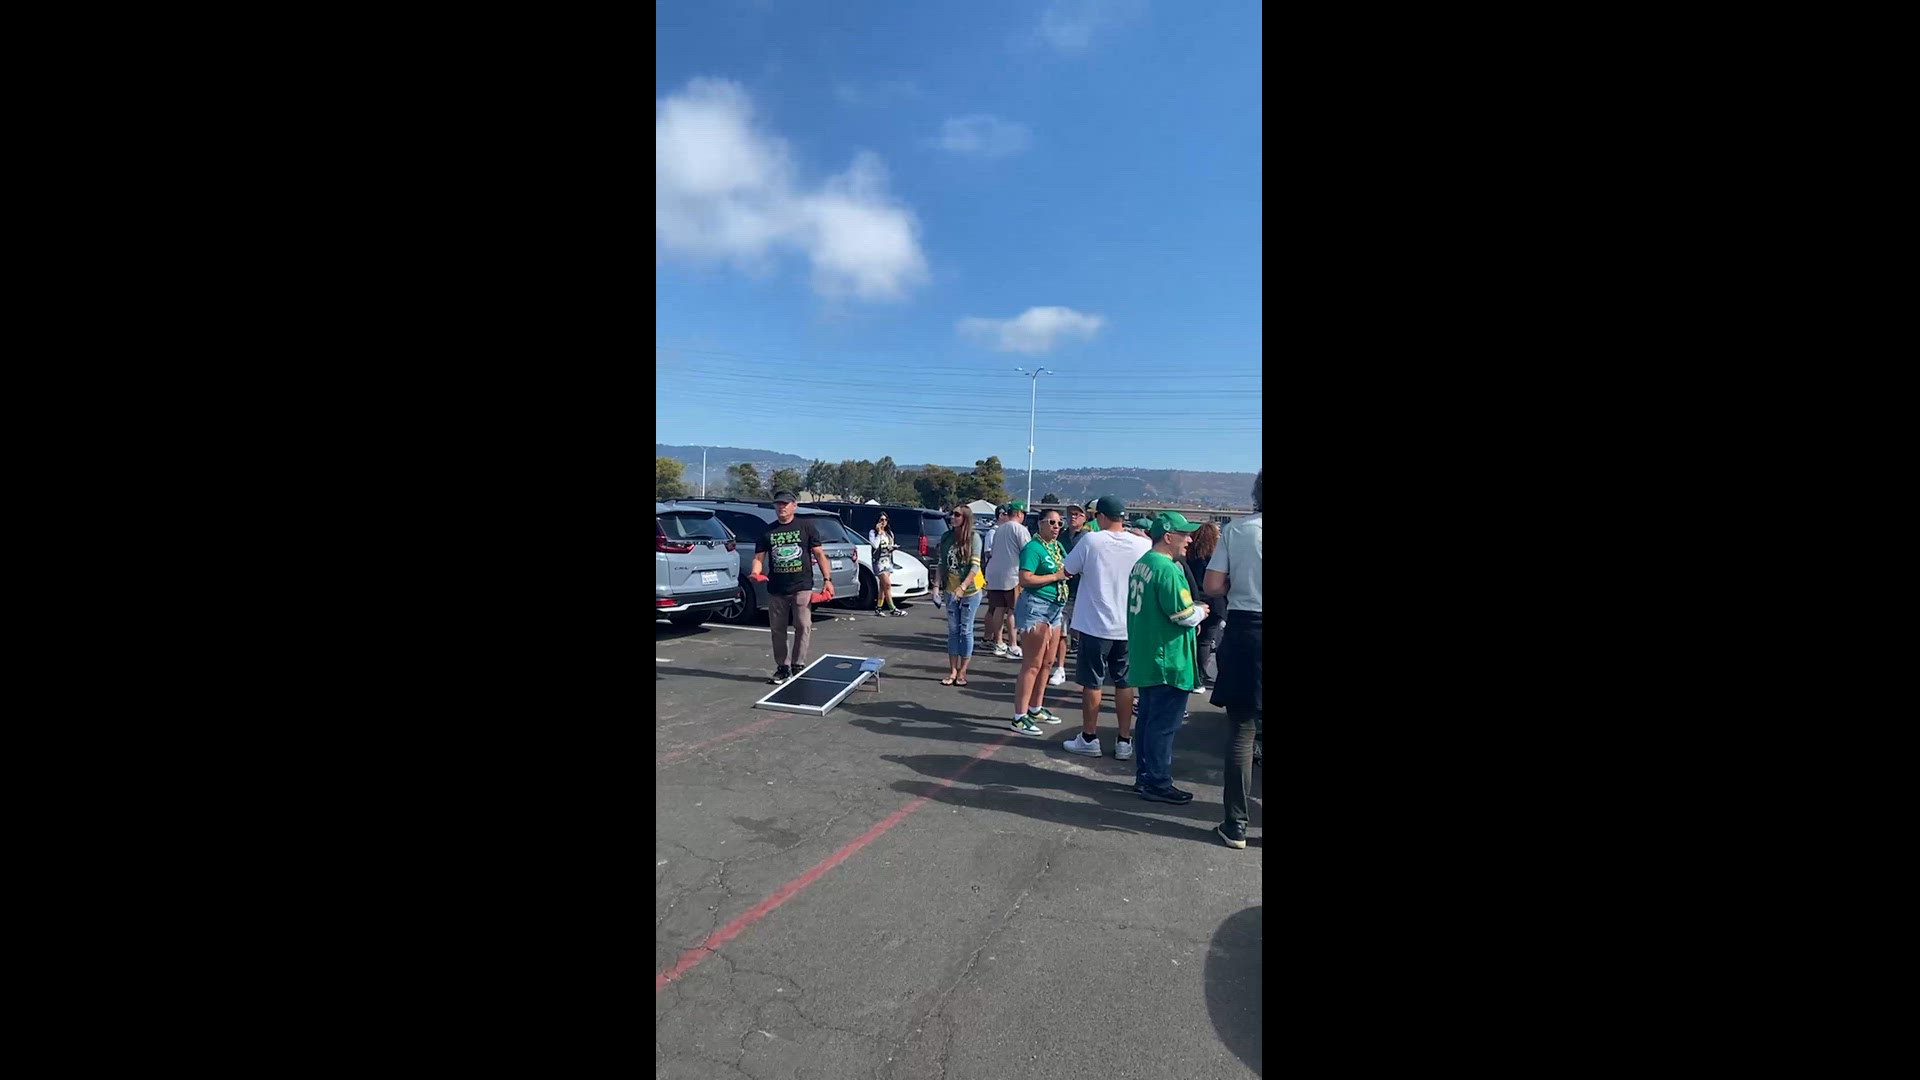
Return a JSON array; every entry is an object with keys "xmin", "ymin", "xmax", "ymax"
[
  {"xmin": 1138, "ymin": 786, "xmax": 1194, "ymax": 805},
  {"xmin": 1214, "ymin": 824, "xmax": 1248, "ymax": 849},
  {"xmin": 768, "ymin": 666, "xmax": 792, "ymax": 685}
]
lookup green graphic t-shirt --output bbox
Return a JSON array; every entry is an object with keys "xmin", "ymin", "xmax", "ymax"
[
  {"xmin": 1018, "ymin": 537, "xmax": 1069, "ymax": 603},
  {"xmin": 1126, "ymin": 550, "xmax": 1200, "ymax": 690},
  {"xmin": 764, "ymin": 518, "xmax": 823, "ymax": 596}
]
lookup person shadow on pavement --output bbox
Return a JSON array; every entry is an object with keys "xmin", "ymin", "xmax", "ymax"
[
  {"xmin": 881, "ymin": 753, "xmax": 1262, "ymax": 846},
  {"xmin": 1206, "ymin": 905, "xmax": 1262, "ymax": 1076}
]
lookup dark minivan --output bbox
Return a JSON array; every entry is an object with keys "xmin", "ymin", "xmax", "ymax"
[{"xmin": 802, "ymin": 502, "xmax": 949, "ymax": 573}]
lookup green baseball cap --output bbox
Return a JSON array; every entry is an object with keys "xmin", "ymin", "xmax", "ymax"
[
  {"xmin": 1006, "ymin": 499, "xmax": 1026, "ymax": 512},
  {"xmin": 1094, "ymin": 494, "xmax": 1126, "ymax": 519},
  {"xmin": 1146, "ymin": 511, "xmax": 1198, "ymax": 539}
]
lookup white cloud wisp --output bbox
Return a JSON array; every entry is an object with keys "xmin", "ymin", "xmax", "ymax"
[
  {"xmin": 1035, "ymin": 0, "xmax": 1147, "ymax": 54},
  {"xmin": 958, "ymin": 306, "xmax": 1106, "ymax": 354},
  {"xmin": 656, "ymin": 77, "xmax": 928, "ymax": 301},
  {"xmin": 929, "ymin": 115, "xmax": 1033, "ymax": 158}
]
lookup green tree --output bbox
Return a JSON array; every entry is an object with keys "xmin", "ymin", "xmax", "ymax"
[
  {"xmin": 726, "ymin": 462, "xmax": 765, "ymax": 498},
  {"xmin": 657, "ymin": 456, "xmax": 690, "ymax": 500},
  {"xmin": 914, "ymin": 465, "xmax": 961, "ymax": 509},
  {"xmin": 958, "ymin": 456, "xmax": 1010, "ymax": 504},
  {"xmin": 872, "ymin": 456, "xmax": 899, "ymax": 500},
  {"xmin": 804, "ymin": 459, "xmax": 834, "ymax": 497},
  {"xmin": 768, "ymin": 467, "xmax": 803, "ymax": 497},
  {"xmin": 839, "ymin": 459, "xmax": 876, "ymax": 502},
  {"xmin": 1041, "ymin": 493, "xmax": 1060, "ymax": 504},
  {"xmin": 881, "ymin": 476, "xmax": 919, "ymax": 505}
]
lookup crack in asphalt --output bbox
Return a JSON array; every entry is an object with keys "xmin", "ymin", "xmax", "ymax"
[{"xmin": 880, "ymin": 828, "xmax": 1074, "ymax": 1080}]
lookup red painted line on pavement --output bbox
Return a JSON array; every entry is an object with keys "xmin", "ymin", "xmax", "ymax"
[
  {"xmin": 658, "ymin": 712, "xmax": 795, "ymax": 764},
  {"xmin": 656, "ymin": 732, "xmax": 1014, "ymax": 993}
]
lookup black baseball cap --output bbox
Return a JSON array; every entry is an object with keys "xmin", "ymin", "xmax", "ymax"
[{"xmin": 772, "ymin": 491, "xmax": 797, "ymax": 504}]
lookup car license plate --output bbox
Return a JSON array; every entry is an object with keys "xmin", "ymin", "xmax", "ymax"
[
  {"xmin": 701, "ymin": 570, "xmax": 718, "ymax": 585},
  {"xmin": 832, "ymin": 560, "xmax": 845, "ymax": 570}
]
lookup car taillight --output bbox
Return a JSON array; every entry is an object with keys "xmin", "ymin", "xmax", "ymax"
[
  {"xmin": 656, "ymin": 532, "xmax": 694, "ymax": 554},
  {"xmin": 919, "ymin": 535, "xmax": 928, "ymax": 556},
  {"xmin": 656, "ymin": 598, "xmax": 675, "ymax": 607}
]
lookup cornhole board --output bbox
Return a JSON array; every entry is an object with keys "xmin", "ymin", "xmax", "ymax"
[{"xmin": 751, "ymin": 655, "xmax": 884, "ymax": 715}]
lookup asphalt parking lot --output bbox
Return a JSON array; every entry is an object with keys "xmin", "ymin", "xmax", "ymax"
[{"xmin": 656, "ymin": 599, "xmax": 1262, "ymax": 1080}]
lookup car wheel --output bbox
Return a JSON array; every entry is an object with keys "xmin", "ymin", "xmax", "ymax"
[
  {"xmin": 717, "ymin": 585, "xmax": 757, "ymax": 624},
  {"xmin": 848, "ymin": 567, "xmax": 876, "ymax": 610},
  {"xmin": 669, "ymin": 610, "xmax": 712, "ymax": 627}
]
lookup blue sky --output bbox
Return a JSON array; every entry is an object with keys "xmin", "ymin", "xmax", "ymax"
[{"xmin": 656, "ymin": 0, "xmax": 1262, "ymax": 473}]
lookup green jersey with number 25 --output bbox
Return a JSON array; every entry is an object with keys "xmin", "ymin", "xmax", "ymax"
[{"xmin": 1126, "ymin": 550, "xmax": 1200, "ymax": 691}]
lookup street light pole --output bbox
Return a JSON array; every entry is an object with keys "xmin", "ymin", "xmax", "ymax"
[
  {"xmin": 701, "ymin": 448, "xmax": 707, "ymax": 497},
  {"xmin": 1014, "ymin": 367, "xmax": 1053, "ymax": 507}
]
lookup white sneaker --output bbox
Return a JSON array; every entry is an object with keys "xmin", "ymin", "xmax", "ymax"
[
  {"xmin": 992, "ymin": 642, "xmax": 1009, "ymax": 657},
  {"xmin": 1114, "ymin": 739, "xmax": 1134, "ymax": 761},
  {"xmin": 1007, "ymin": 645, "xmax": 1024, "ymax": 660},
  {"xmin": 1063, "ymin": 732, "xmax": 1102, "ymax": 756},
  {"xmin": 1049, "ymin": 667, "xmax": 1066, "ymax": 686}
]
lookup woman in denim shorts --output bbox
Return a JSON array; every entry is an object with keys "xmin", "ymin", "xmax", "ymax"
[{"xmin": 1009, "ymin": 509, "xmax": 1071, "ymax": 735}]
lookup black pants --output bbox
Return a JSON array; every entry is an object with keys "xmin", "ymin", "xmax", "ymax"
[{"xmin": 1223, "ymin": 705, "xmax": 1261, "ymax": 833}]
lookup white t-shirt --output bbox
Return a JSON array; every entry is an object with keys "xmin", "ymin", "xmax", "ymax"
[
  {"xmin": 1062, "ymin": 527, "xmax": 1152, "ymax": 639},
  {"xmin": 1205, "ymin": 512, "xmax": 1262, "ymax": 612},
  {"xmin": 985, "ymin": 519, "xmax": 1030, "ymax": 590}
]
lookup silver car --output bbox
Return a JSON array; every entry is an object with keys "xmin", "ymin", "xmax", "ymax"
[
  {"xmin": 655, "ymin": 501, "xmax": 742, "ymax": 626},
  {"xmin": 676, "ymin": 500, "xmax": 862, "ymax": 624}
]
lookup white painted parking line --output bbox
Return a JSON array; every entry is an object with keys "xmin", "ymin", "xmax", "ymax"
[
  {"xmin": 703, "ymin": 624, "xmax": 771, "ymax": 633},
  {"xmin": 657, "ymin": 657, "xmax": 674, "ymax": 662}
]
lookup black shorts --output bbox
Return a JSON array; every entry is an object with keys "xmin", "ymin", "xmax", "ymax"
[{"xmin": 1075, "ymin": 634, "xmax": 1129, "ymax": 689}]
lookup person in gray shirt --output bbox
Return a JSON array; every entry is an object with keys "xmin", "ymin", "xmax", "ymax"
[{"xmin": 1203, "ymin": 471, "xmax": 1263, "ymax": 849}]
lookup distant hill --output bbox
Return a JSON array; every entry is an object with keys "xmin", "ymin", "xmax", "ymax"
[
  {"xmin": 657, "ymin": 444, "xmax": 1256, "ymax": 508},
  {"xmin": 656, "ymin": 444, "xmax": 811, "ymax": 468},
  {"xmin": 904, "ymin": 465, "xmax": 1256, "ymax": 509}
]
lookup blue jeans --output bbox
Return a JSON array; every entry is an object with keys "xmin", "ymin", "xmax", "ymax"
[
  {"xmin": 946, "ymin": 591, "xmax": 982, "ymax": 656},
  {"xmin": 1013, "ymin": 591, "xmax": 1064, "ymax": 633},
  {"xmin": 1132, "ymin": 684, "xmax": 1190, "ymax": 793}
]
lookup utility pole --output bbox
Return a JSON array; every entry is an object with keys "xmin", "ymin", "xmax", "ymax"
[
  {"xmin": 701, "ymin": 448, "xmax": 707, "ymax": 497},
  {"xmin": 1014, "ymin": 367, "xmax": 1053, "ymax": 507}
]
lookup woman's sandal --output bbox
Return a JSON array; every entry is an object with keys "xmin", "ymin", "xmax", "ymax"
[
  {"xmin": 940, "ymin": 677, "xmax": 956, "ymax": 686},
  {"xmin": 954, "ymin": 678, "xmax": 968, "ymax": 687}
]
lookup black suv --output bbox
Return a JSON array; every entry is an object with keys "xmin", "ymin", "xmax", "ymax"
[{"xmin": 802, "ymin": 502, "xmax": 949, "ymax": 574}]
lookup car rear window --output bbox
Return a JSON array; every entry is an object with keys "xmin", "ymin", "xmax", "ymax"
[
  {"xmin": 918, "ymin": 512, "xmax": 948, "ymax": 541},
  {"xmin": 659, "ymin": 512, "xmax": 731, "ymax": 541},
  {"xmin": 826, "ymin": 520, "xmax": 866, "ymax": 546},
  {"xmin": 796, "ymin": 514, "xmax": 851, "ymax": 544}
]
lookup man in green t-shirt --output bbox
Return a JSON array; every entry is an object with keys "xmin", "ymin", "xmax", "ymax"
[{"xmin": 1125, "ymin": 511, "xmax": 1210, "ymax": 804}]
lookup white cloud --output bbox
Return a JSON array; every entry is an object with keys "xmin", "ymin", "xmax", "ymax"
[
  {"xmin": 958, "ymin": 307, "xmax": 1106, "ymax": 354},
  {"xmin": 929, "ymin": 115, "xmax": 1033, "ymax": 158},
  {"xmin": 656, "ymin": 77, "xmax": 928, "ymax": 301},
  {"xmin": 1034, "ymin": 0, "xmax": 1146, "ymax": 53}
]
